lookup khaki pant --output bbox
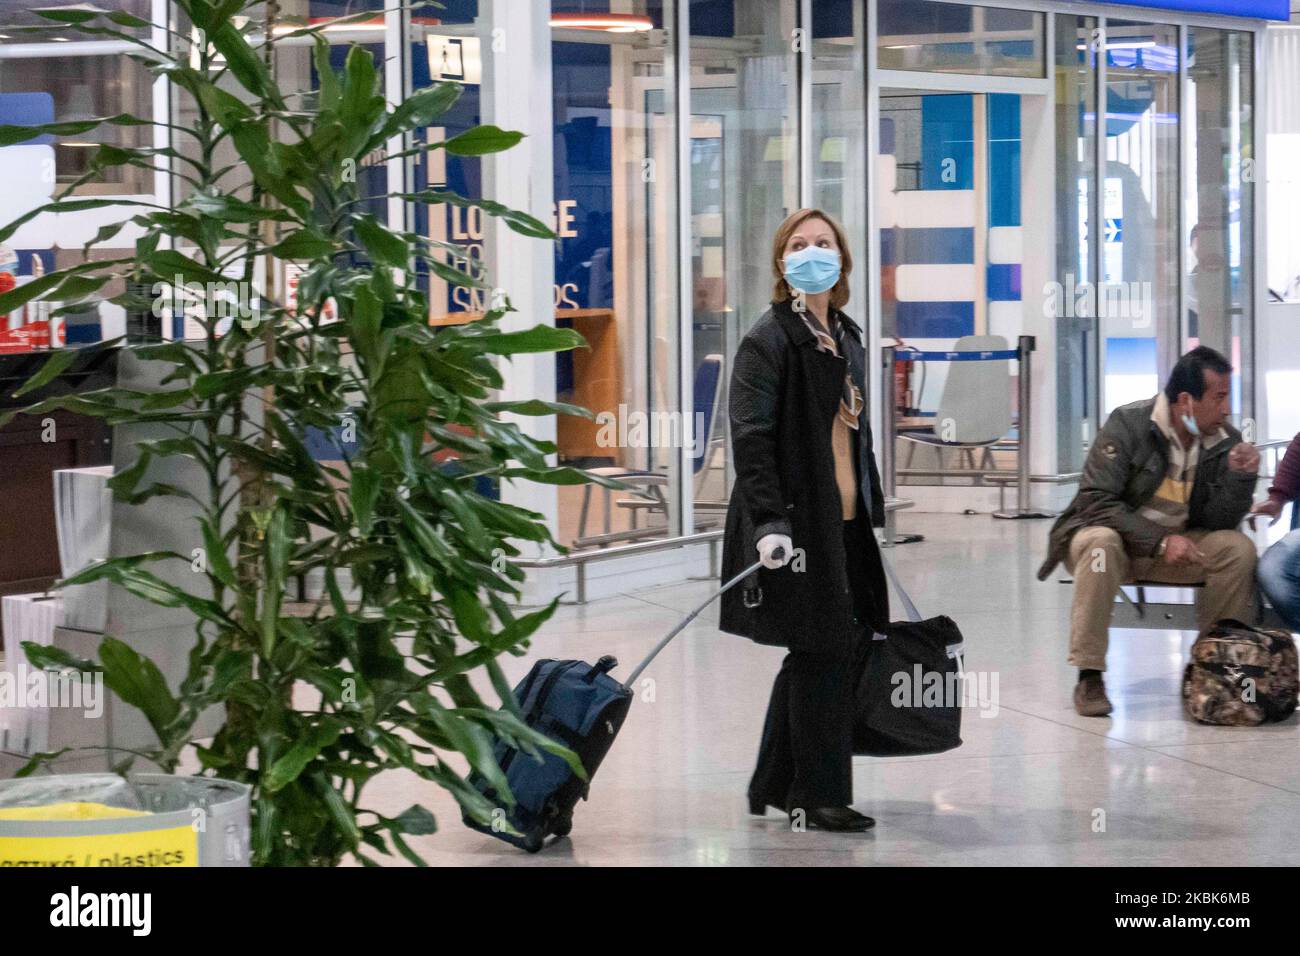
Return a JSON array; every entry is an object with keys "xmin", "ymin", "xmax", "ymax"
[{"xmin": 1067, "ymin": 526, "xmax": 1258, "ymax": 672}]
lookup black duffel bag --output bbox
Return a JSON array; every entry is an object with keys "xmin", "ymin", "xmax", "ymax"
[{"xmin": 853, "ymin": 560, "xmax": 965, "ymax": 757}]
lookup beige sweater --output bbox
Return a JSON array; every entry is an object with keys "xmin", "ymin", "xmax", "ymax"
[{"xmin": 804, "ymin": 310, "xmax": 859, "ymax": 521}]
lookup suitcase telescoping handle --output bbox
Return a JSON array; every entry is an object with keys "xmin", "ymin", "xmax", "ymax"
[{"xmin": 623, "ymin": 555, "xmax": 770, "ymax": 687}]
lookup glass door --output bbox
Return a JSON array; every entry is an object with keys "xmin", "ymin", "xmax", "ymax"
[
  {"xmin": 877, "ymin": 88, "xmax": 1025, "ymax": 424},
  {"xmin": 1098, "ymin": 20, "xmax": 1181, "ymax": 415}
]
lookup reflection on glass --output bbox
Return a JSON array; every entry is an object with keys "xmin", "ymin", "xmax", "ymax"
[
  {"xmin": 687, "ymin": 0, "xmax": 797, "ymax": 524},
  {"xmin": 1100, "ymin": 20, "xmax": 1179, "ymax": 415},
  {"xmin": 877, "ymin": 87, "xmax": 1022, "ymax": 470},
  {"xmin": 0, "ymin": 49, "xmax": 153, "ymax": 348},
  {"xmin": 548, "ymin": 1, "xmax": 681, "ymax": 547},
  {"xmin": 1267, "ymin": 32, "xmax": 1300, "ymax": 304},
  {"xmin": 877, "ymin": 0, "xmax": 1044, "ymax": 78},
  {"xmin": 1054, "ymin": 15, "xmax": 1098, "ymax": 472},
  {"xmin": 410, "ymin": 3, "xmax": 480, "ymax": 325},
  {"xmin": 1186, "ymin": 27, "xmax": 1253, "ymax": 417},
  {"xmin": 812, "ymin": 0, "xmax": 866, "ymax": 334}
]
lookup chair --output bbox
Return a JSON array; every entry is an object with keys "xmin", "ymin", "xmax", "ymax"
[
  {"xmin": 899, "ymin": 334, "xmax": 1013, "ymax": 476},
  {"xmin": 574, "ymin": 354, "xmax": 725, "ymax": 547}
]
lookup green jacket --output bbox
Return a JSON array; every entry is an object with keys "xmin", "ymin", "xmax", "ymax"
[{"xmin": 1037, "ymin": 397, "xmax": 1257, "ymax": 581}]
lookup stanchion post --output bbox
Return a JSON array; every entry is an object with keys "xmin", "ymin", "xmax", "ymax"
[
  {"xmin": 880, "ymin": 344, "xmax": 923, "ymax": 545},
  {"xmin": 1016, "ymin": 335, "xmax": 1034, "ymax": 511},
  {"xmin": 993, "ymin": 334, "xmax": 1053, "ymax": 520},
  {"xmin": 881, "ymin": 344, "xmax": 897, "ymax": 502}
]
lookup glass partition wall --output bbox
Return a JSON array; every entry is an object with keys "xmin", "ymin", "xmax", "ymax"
[{"xmin": 0, "ymin": 0, "xmax": 1269, "ymax": 561}]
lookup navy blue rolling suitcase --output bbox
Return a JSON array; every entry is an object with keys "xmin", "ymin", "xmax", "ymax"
[{"xmin": 464, "ymin": 559, "xmax": 764, "ymax": 852}]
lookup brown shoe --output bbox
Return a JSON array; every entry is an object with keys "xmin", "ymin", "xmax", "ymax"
[{"xmin": 1074, "ymin": 674, "xmax": 1113, "ymax": 717}]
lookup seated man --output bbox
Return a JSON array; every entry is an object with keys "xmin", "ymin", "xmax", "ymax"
[
  {"xmin": 1038, "ymin": 346, "xmax": 1261, "ymax": 717},
  {"xmin": 1252, "ymin": 433, "xmax": 1300, "ymax": 630}
]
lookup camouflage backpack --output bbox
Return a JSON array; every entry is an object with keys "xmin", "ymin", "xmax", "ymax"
[{"xmin": 1182, "ymin": 620, "xmax": 1300, "ymax": 726}]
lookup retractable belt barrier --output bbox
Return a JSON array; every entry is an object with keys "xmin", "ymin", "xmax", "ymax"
[
  {"xmin": 902, "ymin": 349, "xmax": 1019, "ymax": 362},
  {"xmin": 882, "ymin": 336, "xmax": 1053, "ymax": 520}
]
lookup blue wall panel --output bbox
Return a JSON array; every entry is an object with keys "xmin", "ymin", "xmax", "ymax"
[{"xmin": 897, "ymin": 302, "xmax": 975, "ymax": 339}]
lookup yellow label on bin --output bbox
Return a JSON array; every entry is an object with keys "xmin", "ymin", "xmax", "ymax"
[
  {"xmin": 0, "ymin": 802, "xmax": 150, "ymax": 822},
  {"xmin": 0, "ymin": 802, "xmax": 198, "ymax": 867}
]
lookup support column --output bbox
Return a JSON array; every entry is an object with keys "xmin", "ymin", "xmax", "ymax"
[
  {"xmin": 1020, "ymin": 89, "xmax": 1059, "ymax": 509},
  {"xmin": 480, "ymin": 1, "xmax": 559, "ymax": 550}
]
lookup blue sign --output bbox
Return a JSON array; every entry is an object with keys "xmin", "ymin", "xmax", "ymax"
[{"xmin": 1096, "ymin": 0, "xmax": 1288, "ymax": 20}]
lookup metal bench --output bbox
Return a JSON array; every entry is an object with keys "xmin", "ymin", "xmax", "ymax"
[{"xmin": 1057, "ymin": 576, "xmax": 1286, "ymax": 630}]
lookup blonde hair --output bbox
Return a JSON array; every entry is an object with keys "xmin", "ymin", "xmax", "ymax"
[{"xmin": 770, "ymin": 207, "xmax": 853, "ymax": 310}]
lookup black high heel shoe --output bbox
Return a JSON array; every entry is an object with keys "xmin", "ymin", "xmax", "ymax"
[
  {"xmin": 792, "ymin": 806, "xmax": 876, "ymax": 832},
  {"xmin": 748, "ymin": 795, "xmax": 782, "ymax": 817}
]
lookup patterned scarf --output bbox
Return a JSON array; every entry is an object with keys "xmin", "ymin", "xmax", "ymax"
[{"xmin": 798, "ymin": 308, "xmax": 862, "ymax": 430}]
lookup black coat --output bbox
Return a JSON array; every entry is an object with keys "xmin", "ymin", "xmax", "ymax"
[{"xmin": 718, "ymin": 297, "xmax": 890, "ymax": 656}]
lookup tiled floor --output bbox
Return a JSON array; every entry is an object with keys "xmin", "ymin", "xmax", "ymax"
[{"xmin": 360, "ymin": 511, "xmax": 1300, "ymax": 866}]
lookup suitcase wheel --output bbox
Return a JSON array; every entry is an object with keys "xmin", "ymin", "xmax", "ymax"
[
  {"xmin": 523, "ymin": 830, "xmax": 546, "ymax": 854},
  {"xmin": 552, "ymin": 814, "xmax": 573, "ymax": 838}
]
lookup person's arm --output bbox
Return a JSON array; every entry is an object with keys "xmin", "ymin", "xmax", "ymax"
[
  {"xmin": 1074, "ymin": 412, "xmax": 1170, "ymax": 557},
  {"xmin": 1268, "ymin": 434, "xmax": 1300, "ymax": 507},
  {"xmin": 862, "ymin": 419, "xmax": 887, "ymax": 529},
  {"xmin": 729, "ymin": 334, "xmax": 789, "ymax": 545},
  {"xmin": 1196, "ymin": 442, "xmax": 1259, "ymax": 531},
  {"xmin": 1197, "ymin": 462, "xmax": 1258, "ymax": 530}
]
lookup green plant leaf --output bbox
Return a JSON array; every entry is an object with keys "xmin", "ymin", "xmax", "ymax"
[
  {"xmin": 0, "ymin": 199, "xmax": 155, "ymax": 245},
  {"xmin": 106, "ymin": 448, "xmax": 153, "ymax": 500},
  {"xmin": 483, "ymin": 398, "xmax": 593, "ymax": 419},
  {"xmin": 349, "ymin": 281, "xmax": 385, "ymax": 368},
  {"xmin": 9, "ymin": 346, "xmax": 81, "ymax": 399},
  {"xmin": 387, "ymin": 830, "xmax": 427, "ymax": 867},
  {"xmin": 20, "ymin": 642, "xmax": 102, "ymax": 673},
  {"xmin": 349, "ymin": 466, "xmax": 381, "ymax": 535},
  {"xmin": 442, "ymin": 125, "xmax": 524, "ymax": 156},
  {"xmin": 264, "ymin": 720, "xmax": 344, "ymax": 793},
  {"xmin": 97, "ymin": 636, "xmax": 180, "ymax": 741},
  {"xmin": 464, "ymin": 324, "xmax": 585, "ymax": 356},
  {"xmin": 0, "ymin": 114, "xmax": 147, "ymax": 147},
  {"xmin": 60, "ymin": 558, "xmax": 230, "ymax": 627},
  {"xmin": 353, "ymin": 214, "xmax": 408, "ymax": 268},
  {"xmin": 378, "ymin": 82, "xmax": 460, "ymax": 142},
  {"xmin": 424, "ymin": 700, "xmax": 511, "ymax": 801},
  {"xmin": 405, "ymin": 189, "xmax": 556, "ymax": 239},
  {"xmin": 313, "ymin": 35, "xmax": 341, "ymax": 112},
  {"xmin": 260, "ymin": 507, "xmax": 289, "ymax": 658},
  {"xmin": 200, "ymin": 520, "xmax": 237, "ymax": 590},
  {"xmin": 391, "ymin": 804, "xmax": 437, "ymax": 836},
  {"xmin": 271, "ymin": 230, "xmax": 336, "ymax": 260},
  {"xmin": 206, "ymin": 21, "xmax": 276, "ymax": 103},
  {"xmin": 314, "ymin": 772, "xmax": 362, "ymax": 848}
]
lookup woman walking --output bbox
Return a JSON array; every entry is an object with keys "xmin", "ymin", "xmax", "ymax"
[{"xmin": 719, "ymin": 208, "xmax": 890, "ymax": 833}]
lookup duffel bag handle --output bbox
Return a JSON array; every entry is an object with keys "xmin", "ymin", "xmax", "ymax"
[{"xmin": 881, "ymin": 554, "xmax": 924, "ymax": 624}]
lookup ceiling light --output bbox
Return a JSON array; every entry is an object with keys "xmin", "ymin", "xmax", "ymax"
[{"xmin": 549, "ymin": 13, "xmax": 652, "ymax": 33}]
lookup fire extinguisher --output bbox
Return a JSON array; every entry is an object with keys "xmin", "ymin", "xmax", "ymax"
[{"xmin": 892, "ymin": 338, "xmax": 916, "ymax": 416}]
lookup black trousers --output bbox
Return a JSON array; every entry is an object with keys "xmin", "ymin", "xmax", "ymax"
[{"xmin": 748, "ymin": 509, "xmax": 874, "ymax": 811}]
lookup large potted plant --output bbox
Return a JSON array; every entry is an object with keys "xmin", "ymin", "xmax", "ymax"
[{"xmin": 0, "ymin": 0, "xmax": 601, "ymax": 865}]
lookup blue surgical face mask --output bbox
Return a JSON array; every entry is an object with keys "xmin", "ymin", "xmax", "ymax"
[
  {"xmin": 783, "ymin": 245, "xmax": 841, "ymax": 295},
  {"xmin": 1181, "ymin": 413, "xmax": 1201, "ymax": 437}
]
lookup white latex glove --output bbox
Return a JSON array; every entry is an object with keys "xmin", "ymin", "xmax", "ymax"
[{"xmin": 756, "ymin": 533, "xmax": 793, "ymax": 570}]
